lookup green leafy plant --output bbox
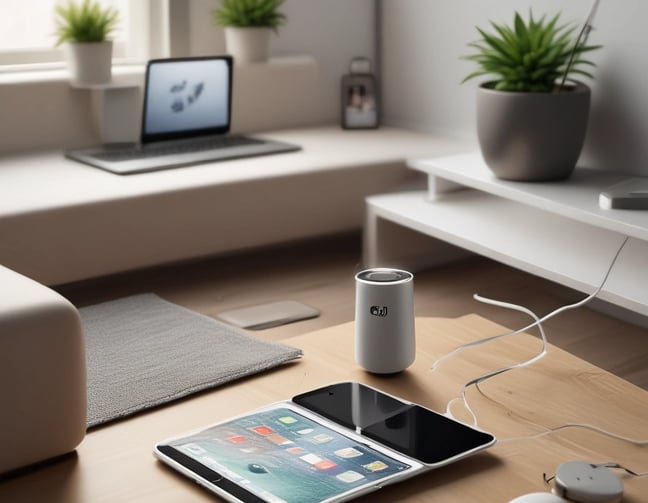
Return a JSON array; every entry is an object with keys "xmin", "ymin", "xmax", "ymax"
[
  {"xmin": 462, "ymin": 11, "xmax": 601, "ymax": 92},
  {"xmin": 54, "ymin": 0, "xmax": 119, "ymax": 46},
  {"xmin": 212, "ymin": 0, "xmax": 286, "ymax": 33}
]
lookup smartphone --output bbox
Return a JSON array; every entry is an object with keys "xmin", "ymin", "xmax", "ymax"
[{"xmin": 292, "ymin": 382, "xmax": 496, "ymax": 465}]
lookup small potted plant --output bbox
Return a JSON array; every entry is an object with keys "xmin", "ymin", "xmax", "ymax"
[
  {"xmin": 463, "ymin": 10, "xmax": 601, "ymax": 181},
  {"xmin": 212, "ymin": 0, "xmax": 286, "ymax": 65},
  {"xmin": 55, "ymin": 0, "xmax": 120, "ymax": 86}
]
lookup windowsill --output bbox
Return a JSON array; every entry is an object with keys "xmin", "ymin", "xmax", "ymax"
[
  {"xmin": 0, "ymin": 63, "xmax": 146, "ymax": 86},
  {"xmin": 0, "ymin": 55, "xmax": 329, "ymax": 154}
]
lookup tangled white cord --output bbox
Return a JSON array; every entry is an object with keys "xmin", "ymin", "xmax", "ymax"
[
  {"xmin": 432, "ymin": 236, "xmax": 629, "ymax": 375},
  {"xmin": 437, "ymin": 236, "xmax": 648, "ymax": 451},
  {"xmin": 445, "ymin": 297, "xmax": 547, "ymax": 427}
]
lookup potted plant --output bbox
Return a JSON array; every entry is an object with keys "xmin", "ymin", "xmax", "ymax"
[
  {"xmin": 463, "ymin": 10, "xmax": 601, "ymax": 181},
  {"xmin": 212, "ymin": 0, "xmax": 286, "ymax": 65},
  {"xmin": 55, "ymin": 0, "xmax": 120, "ymax": 86}
]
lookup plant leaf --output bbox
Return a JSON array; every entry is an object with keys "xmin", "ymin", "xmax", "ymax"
[{"xmin": 461, "ymin": 9, "xmax": 602, "ymax": 91}]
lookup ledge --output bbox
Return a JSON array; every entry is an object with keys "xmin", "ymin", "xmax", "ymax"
[
  {"xmin": 0, "ymin": 64, "xmax": 145, "ymax": 86},
  {"xmin": 0, "ymin": 56, "xmax": 331, "ymax": 154},
  {"xmin": 0, "ymin": 127, "xmax": 471, "ymax": 285}
]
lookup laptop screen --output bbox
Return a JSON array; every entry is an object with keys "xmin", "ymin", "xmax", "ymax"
[{"xmin": 141, "ymin": 56, "xmax": 233, "ymax": 143}]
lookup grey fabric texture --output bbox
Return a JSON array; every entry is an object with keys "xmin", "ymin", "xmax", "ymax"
[{"xmin": 79, "ymin": 294, "xmax": 302, "ymax": 428}]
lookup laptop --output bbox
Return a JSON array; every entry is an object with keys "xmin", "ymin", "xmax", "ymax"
[{"xmin": 66, "ymin": 56, "xmax": 301, "ymax": 175}]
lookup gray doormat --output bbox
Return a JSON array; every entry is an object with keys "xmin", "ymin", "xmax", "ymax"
[{"xmin": 79, "ymin": 294, "xmax": 302, "ymax": 428}]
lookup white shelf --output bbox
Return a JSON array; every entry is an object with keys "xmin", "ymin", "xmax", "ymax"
[
  {"xmin": 69, "ymin": 80, "xmax": 140, "ymax": 90},
  {"xmin": 0, "ymin": 127, "xmax": 470, "ymax": 286},
  {"xmin": 365, "ymin": 152, "xmax": 648, "ymax": 318},
  {"xmin": 409, "ymin": 152, "xmax": 648, "ymax": 241}
]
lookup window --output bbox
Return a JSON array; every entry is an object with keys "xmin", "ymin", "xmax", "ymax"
[{"xmin": 0, "ymin": 0, "xmax": 155, "ymax": 69}]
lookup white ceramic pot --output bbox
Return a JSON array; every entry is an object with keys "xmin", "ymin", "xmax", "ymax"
[
  {"xmin": 224, "ymin": 27, "xmax": 271, "ymax": 65},
  {"xmin": 66, "ymin": 41, "xmax": 113, "ymax": 86}
]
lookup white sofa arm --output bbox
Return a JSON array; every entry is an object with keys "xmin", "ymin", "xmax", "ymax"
[{"xmin": 0, "ymin": 265, "xmax": 86, "ymax": 474}]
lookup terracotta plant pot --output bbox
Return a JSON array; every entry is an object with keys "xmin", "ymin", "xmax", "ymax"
[{"xmin": 476, "ymin": 82, "xmax": 591, "ymax": 181}]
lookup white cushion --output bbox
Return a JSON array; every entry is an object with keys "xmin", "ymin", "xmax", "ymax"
[{"xmin": 0, "ymin": 265, "xmax": 86, "ymax": 474}]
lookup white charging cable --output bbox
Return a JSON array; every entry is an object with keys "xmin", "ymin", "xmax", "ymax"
[
  {"xmin": 432, "ymin": 236, "xmax": 629, "ymax": 373},
  {"xmin": 445, "ymin": 298, "xmax": 547, "ymax": 427},
  {"xmin": 438, "ymin": 235, "xmax": 648, "ymax": 452},
  {"xmin": 498, "ymin": 423, "xmax": 648, "ymax": 448},
  {"xmin": 438, "ymin": 236, "xmax": 635, "ymax": 429}
]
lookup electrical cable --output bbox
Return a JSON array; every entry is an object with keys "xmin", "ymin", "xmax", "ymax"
[
  {"xmin": 436, "ymin": 236, "xmax": 646, "ymax": 443},
  {"xmin": 595, "ymin": 463, "xmax": 648, "ymax": 478},
  {"xmin": 432, "ymin": 236, "xmax": 629, "ymax": 372},
  {"xmin": 445, "ymin": 298, "xmax": 547, "ymax": 427},
  {"xmin": 498, "ymin": 422, "xmax": 648, "ymax": 448},
  {"xmin": 435, "ymin": 235, "xmax": 648, "ymax": 455},
  {"xmin": 544, "ymin": 462, "xmax": 648, "ymax": 484},
  {"xmin": 558, "ymin": 0, "xmax": 601, "ymax": 91}
]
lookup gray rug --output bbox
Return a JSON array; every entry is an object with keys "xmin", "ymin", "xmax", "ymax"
[{"xmin": 79, "ymin": 294, "xmax": 302, "ymax": 428}]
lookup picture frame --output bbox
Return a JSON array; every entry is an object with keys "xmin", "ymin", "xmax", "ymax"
[{"xmin": 341, "ymin": 73, "xmax": 378, "ymax": 129}]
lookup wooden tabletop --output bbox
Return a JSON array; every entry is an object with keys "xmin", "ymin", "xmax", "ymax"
[{"xmin": 1, "ymin": 315, "xmax": 646, "ymax": 502}]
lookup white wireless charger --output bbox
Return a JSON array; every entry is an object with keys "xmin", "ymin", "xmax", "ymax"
[
  {"xmin": 354, "ymin": 268, "xmax": 415, "ymax": 374},
  {"xmin": 553, "ymin": 461, "xmax": 623, "ymax": 503}
]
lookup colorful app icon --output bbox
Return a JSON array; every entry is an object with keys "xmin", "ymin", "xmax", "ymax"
[
  {"xmin": 227, "ymin": 435, "xmax": 247, "ymax": 444},
  {"xmin": 278, "ymin": 416, "xmax": 298, "ymax": 424},
  {"xmin": 267, "ymin": 433, "xmax": 293, "ymax": 446},
  {"xmin": 363, "ymin": 460, "xmax": 388, "ymax": 472},
  {"xmin": 314, "ymin": 459, "xmax": 338, "ymax": 471},
  {"xmin": 334, "ymin": 447, "xmax": 363, "ymax": 459},
  {"xmin": 336, "ymin": 470, "xmax": 365, "ymax": 483},
  {"xmin": 299, "ymin": 453, "xmax": 322, "ymax": 465},
  {"xmin": 311, "ymin": 433, "xmax": 334, "ymax": 444},
  {"xmin": 286, "ymin": 446, "xmax": 305, "ymax": 454},
  {"xmin": 251, "ymin": 425, "xmax": 275, "ymax": 436}
]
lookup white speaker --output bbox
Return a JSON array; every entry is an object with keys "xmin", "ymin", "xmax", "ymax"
[{"xmin": 354, "ymin": 268, "xmax": 415, "ymax": 374}]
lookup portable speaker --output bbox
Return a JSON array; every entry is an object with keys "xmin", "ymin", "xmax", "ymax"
[{"xmin": 354, "ymin": 268, "xmax": 415, "ymax": 374}]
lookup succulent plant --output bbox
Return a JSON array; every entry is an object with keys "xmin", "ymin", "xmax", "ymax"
[
  {"xmin": 212, "ymin": 0, "xmax": 286, "ymax": 33},
  {"xmin": 462, "ymin": 11, "xmax": 601, "ymax": 92},
  {"xmin": 54, "ymin": 0, "xmax": 119, "ymax": 46}
]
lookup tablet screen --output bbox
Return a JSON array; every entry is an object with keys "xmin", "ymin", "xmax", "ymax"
[{"xmin": 156, "ymin": 404, "xmax": 416, "ymax": 503}]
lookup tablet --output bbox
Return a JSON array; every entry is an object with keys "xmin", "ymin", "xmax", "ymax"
[{"xmin": 154, "ymin": 382, "xmax": 496, "ymax": 503}]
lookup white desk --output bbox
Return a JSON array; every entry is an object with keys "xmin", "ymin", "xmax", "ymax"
[
  {"xmin": 365, "ymin": 151, "xmax": 648, "ymax": 320},
  {"xmin": 0, "ymin": 127, "xmax": 469, "ymax": 285}
]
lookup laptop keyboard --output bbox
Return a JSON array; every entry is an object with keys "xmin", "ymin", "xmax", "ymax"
[{"xmin": 94, "ymin": 135, "xmax": 265, "ymax": 162}]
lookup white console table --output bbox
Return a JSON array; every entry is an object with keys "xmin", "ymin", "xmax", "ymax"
[
  {"xmin": 365, "ymin": 151, "xmax": 648, "ymax": 319},
  {"xmin": 0, "ymin": 127, "xmax": 472, "ymax": 286}
]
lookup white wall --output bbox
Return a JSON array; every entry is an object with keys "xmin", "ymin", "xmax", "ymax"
[
  {"xmin": 0, "ymin": 0, "xmax": 375, "ymax": 154},
  {"xmin": 187, "ymin": 0, "xmax": 376, "ymax": 125},
  {"xmin": 381, "ymin": 0, "xmax": 648, "ymax": 175}
]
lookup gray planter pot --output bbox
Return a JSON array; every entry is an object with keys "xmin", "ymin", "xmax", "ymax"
[{"xmin": 476, "ymin": 82, "xmax": 590, "ymax": 181}]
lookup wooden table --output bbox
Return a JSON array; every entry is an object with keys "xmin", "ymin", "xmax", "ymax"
[{"xmin": 1, "ymin": 315, "xmax": 646, "ymax": 502}]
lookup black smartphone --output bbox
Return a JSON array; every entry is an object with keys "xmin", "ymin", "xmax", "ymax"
[{"xmin": 292, "ymin": 381, "xmax": 495, "ymax": 465}]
